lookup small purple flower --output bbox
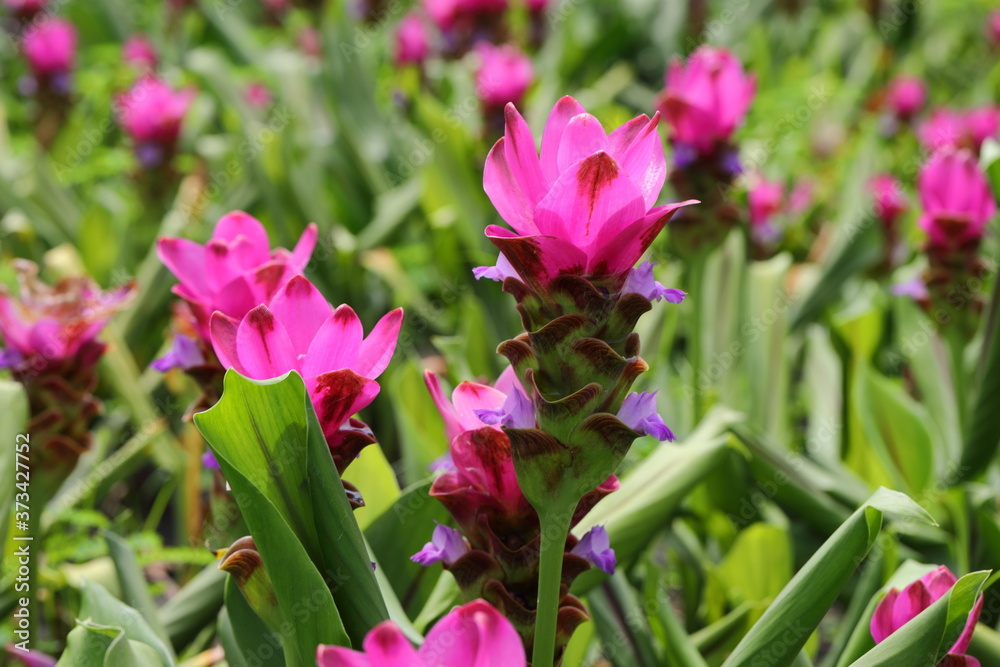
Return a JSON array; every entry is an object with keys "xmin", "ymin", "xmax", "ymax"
[
  {"xmin": 0, "ymin": 348, "xmax": 25, "ymax": 369},
  {"xmin": 617, "ymin": 391, "xmax": 675, "ymax": 441},
  {"xmin": 411, "ymin": 524, "xmax": 469, "ymax": 567},
  {"xmin": 429, "ymin": 451, "xmax": 456, "ymax": 473},
  {"xmin": 721, "ymin": 148, "xmax": 743, "ymax": 175},
  {"xmin": 672, "ymin": 142, "xmax": 698, "ymax": 169},
  {"xmin": 892, "ymin": 279, "xmax": 929, "ymax": 301},
  {"xmin": 473, "ymin": 253, "xmax": 518, "ymax": 283},
  {"xmin": 622, "ymin": 262, "xmax": 686, "ymax": 303},
  {"xmin": 475, "ymin": 386, "xmax": 534, "ymax": 429},
  {"xmin": 135, "ymin": 142, "xmax": 166, "ymax": 170},
  {"xmin": 151, "ymin": 334, "xmax": 204, "ymax": 372},
  {"xmin": 202, "ymin": 450, "xmax": 220, "ymax": 469},
  {"xmin": 571, "ymin": 525, "xmax": 616, "ymax": 575}
]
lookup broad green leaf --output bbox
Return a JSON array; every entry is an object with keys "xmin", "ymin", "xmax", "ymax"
[
  {"xmin": 194, "ymin": 370, "xmax": 388, "ymax": 653},
  {"xmin": 745, "ymin": 253, "xmax": 793, "ymax": 443},
  {"xmin": 104, "ymin": 531, "xmax": 170, "ymax": 648},
  {"xmin": 851, "ymin": 571, "xmax": 990, "ymax": 666},
  {"xmin": 57, "ymin": 579, "xmax": 175, "ymax": 667},
  {"xmin": 722, "ymin": 489, "xmax": 934, "ymax": 667},
  {"xmin": 715, "ymin": 524, "xmax": 793, "ymax": 607},
  {"xmin": 221, "ymin": 574, "xmax": 285, "ymax": 667},
  {"xmin": 365, "ymin": 481, "xmax": 453, "ymax": 619},
  {"xmin": 960, "ymin": 265, "xmax": 1000, "ymax": 480}
]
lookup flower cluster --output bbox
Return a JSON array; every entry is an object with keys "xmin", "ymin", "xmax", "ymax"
[{"xmin": 117, "ymin": 75, "xmax": 196, "ymax": 171}]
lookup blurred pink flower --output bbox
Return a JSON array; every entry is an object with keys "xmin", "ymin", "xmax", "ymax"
[
  {"xmin": 476, "ymin": 97, "xmax": 694, "ymax": 291},
  {"xmin": 2, "ymin": 0, "xmax": 47, "ymax": 15},
  {"xmin": 657, "ymin": 46, "xmax": 756, "ymax": 156},
  {"xmin": 748, "ymin": 178, "xmax": 784, "ymax": 228},
  {"xmin": 210, "ymin": 276, "xmax": 402, "ymax": 468},
  {"xmin": 987, "ymin": 9, "xmax": 1000, "ymax": 46},
  {"xmin": 5, "ymin": 644, "xmax": 56, "ymax": 667},
  {"xmin": 243, "ymin": 82, "xmax": 272, "ymax": 109},
  {"xmin": 919, "ymin": 107, "xmax": 1000, "ymax": 154},
  {"xmin": 157, "ymin": 211, "xmax": 318, "ymax": 339},
  {"xmin": 394, "ymin": 13, "xmax": 430, "ymax": 66},
  {"xmin": 885, "ymin": 75, "xmax": 926, "ymax": 120},
  {"xmin": 918, "ymin": 150, "xmax": 996, "ymax": 248},
  {"xmin": 122, "ymin": 35, "xmax": 157, "ymax": 71},
  {"xmin": 117, "ymin": 75, "xmax": 195, "ymax": 166},
  {"xmin": 871, "ymin": 566, "xmax": 982, "ymax": 665},
  {"xmin": 318, "ymin": 600, "xmax": 525, "ymax": 667},
  {"xmin": 475, "ymin": 43, "xmax": 533, "ymax": 110},
  {"xmin": 22, "ymin": 18, "xmax": 76, "ymax": 78},
  {"xmin": 0, "ymin": 260, "xmax": 136, "ymax": 372},
  {"xmin": 870, "ymin": 174, "xmax": 908, "ymax": 226}
]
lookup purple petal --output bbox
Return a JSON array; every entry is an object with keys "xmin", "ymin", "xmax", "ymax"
[
  {"xmin": 0, "ymin": 348, "xmax": 25, "ymax": 369},
  {"xmin": 617, "ymin": 391, "xmax": 676, "ymax": 441},
  {"xmin": 429, "ymin": 451, "xmax": 456, "ymax": 473},
  {"xmin": 202, "ymin": 450, "xmax": 221, "ymax": 469},
  {"xmin": 151, "ymin": 334, "xmax": 205, "ymax": 372},
  {"xmin": 474, "ymin": 386, "xmax": 534, "ymax": 429},
  {"xmin": 571, "ymin": 525, "xmax": 616, "ymax": 575},
  {"xmin": 892, "ymin": 279, "xmax": 929, "ymax": 301},
  {"xmin": 410, "ymin": 524, "xmax": 468, "ymax": 566},
  {"xmin": 672, "ymin": 142, "xmax": 697, "ymax": 169},
  {"xmin": 473, "ymin": 253, "xmax": 519, "ymax": 282},
  {"xmin": 622, "ymin": 262, "xmax": 687, "ymax": 303}
]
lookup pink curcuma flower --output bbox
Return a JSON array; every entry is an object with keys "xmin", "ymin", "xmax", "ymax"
[
  {"xmin": 0, "ymin": 260, "xmax": 136, "ymax": 373},
  {"xmin": 918, "ymin": 107, "xmax": 1000, "ymax": 154},
  {"xmin": 122, "ymin": 35, "xmax": 157, "ymax": 71},
  {"xmin": 475, "ymin": 43, "xmax": 533, "ymax": 111},
  {"xmin": 394, "ymin": 13, "xmax": 430, "ymax": 66},
  {"xmin": 917, "ymin": 151, "xmax": 996, "ymax": 248},
  {"xmin": 477, "ymin": 97, "xmax": 695, "ymax": 292},
  {"xmin": 871, "ymin": 566, "xmax": 983, "ymax": 666},
  {"xmin": 318, "ymin": 599, "xmax": 525, "ymax": 667},
  {"xmin": 885, "ymin": 76, "xmax": 926, "ymax": 120},
  {"xmin": 117, "ymin": 75, "xmax": 196, "ymax": 168},
  {"xmin": 157, "ymin": 211, "xmax": 318, "ymax": 341},
  {"xmin": 210, "ymin": 275, "xmax": 403, "ymax": 469},
  {"xmin": 987, "ymin": 10, "xmax": 1000, "ymax": 47},
  {"xmin": 21, "ymin": 18, "xmax": 77, "ymax": 78},
  {"xmin": 243, "ymin": 82, "xmax": 272, "ymax": 109},
  {"xmin": 657, "ymin": 46, "xmax": 756, "ymax": 158},
  {"xmin": 870, "ymin": 174, "xmax": 908, "ymax": 226},
  {"xmin": 2, "ymin": 0, "xmax": 47, "ymax": 15}
]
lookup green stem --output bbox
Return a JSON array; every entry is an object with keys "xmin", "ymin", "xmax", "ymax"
[
  {"xmin": 689, "ymin": 253, "xmax": 708, "ymax": 422},
  {"xmin": 945, "ymin": 330, "xmax": 967, "ymax": 438},
  {"xmin": 532, "ymin": 507, "xmax": 573, "ymax": 667}
]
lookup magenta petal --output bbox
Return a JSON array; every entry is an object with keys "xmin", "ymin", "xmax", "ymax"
[
  {"xmin": 212, "ymin": 211, "xmax": 271, "ymax": 257},
  {"xmin": 921, "ymin": 566, "xmax": 958, "ymax": 601},
  {"xmin": 157, "ymin": 237, "xmax": 209, "ymax": 297},
  {"xmin": 485, "ymin": 226, "xmax": 588, "ymax": 290},
  {"xmin": 317, "ymin": 645, "xmax": 372, "ymax": 667},
  {"xmin": 451, "ymin": 428, "xmax": 521, "ymax": 512},
  {"xmin": 534, "ymin": 152, "xmax": 644, "ymax": 248},
  {"xmin": 871, "ymin": 589, "xmax": 899, "ymax": 644},
  {"xmin": 424, "ymin": 370, "xmax": 464, "ymax": 442},
  {"xmin": 891, "ymin": 581, "xmax": 932, "ymax": 634},
  {"xmin": 267, "ymin": 275, "xmax": 331, "ymax": 357},
  {"xmin": 607, "ymin": 114, "xmax": 650, "ymax": 161},
  {"xmin": 0, "ymin": 293, "xmax": 32, "ymax": 352},
  {"xmin": 354, "ymin": 308, "xmax": 404, "ymax": 378},
  {"xmin": 361, "ymin": 622, "xmax": 422, "ymax": 665},
  {"xmin": 951, "ymin": 593, "xmax": 984, "ymax": 655},
  {"xmin": 212, "ymin": 275, "xmax": 259, "ymax": 321},
  {"xmin": 303, "ymin": 305, "xmax": 364, "ymax": 376},
  {"xmin": 617, "ymin": 112, "xmax": 667, "ymax": 209},
  {"xmin": 290, "ymin": 222, "xmax": 319, "ymax": 270},
  {"xmin": 235, "ymin": 305, "xmax": 298, "ymax": 378},
  {"xmin": 421, "ymin": 599, "xmax": 526, "ymax": 667},
  {"xmin": 307, "ymin": 370, "xmax": 379, "ymax": 435},
  {"xmin": 492, "ymin": 364, "xmax": 522, "ymax": 397},
  {"xmin": 502, "ymin": 103, "xmax": 548, "ymax": 207},
  {"xmin": 205, "ymin": 239, "xmax": 242, "ymax": 292},
  {"xmin": 484, "ymin": 137, "xmax": 538, "ymax": 235},
  {"xmin": 938, "ymin": 656, "xmax": 981, "ymax": 667},
  {"xmin": 540, "ymin": 95, "xmax": 587, "ymax": 183},
  {"xmin": 555, "ymin": 113, "xmax": 609, "ymax": 173},
  {"xmin": 586, "ymin": 200, "xmax": 697, "ymax": 275},
  {"xmin": 453, "ymin": 381, "xmax": 507, "ymax": 431}
]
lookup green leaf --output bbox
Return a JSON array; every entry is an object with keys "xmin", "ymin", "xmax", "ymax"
[
  {"xmin": 104, "ymin": 531, "xmax": 171, "ymax": 648},
  {"xmin": 221, "ymin": 574, "xmax": 285, "ymax": 667},
  {"xmin": 0, "ymin": 380, "xmax": 28, "ymax": 571},
  {"xmin": 959, "ymin": 265, "xmax": 1000, "ymax": 480},
  {"xmin": 194, "ymin": 370, "xmax": 388, "ymax": 655},
  {"xmin": 342, "ymin": 444, "xmax": 401, "ymax": 531},
  {"xmin": 721, "ymin": 489, "xmax": 933, "ymax": 667},
  {"xmin": 57, "ymin": 579, "xmax": 175, "ymax": 667},
  {"xmin": 158, "ymin": 565, "xmax": 226, "ymax": 653},
  {"xmin": 851, "ymin": 571, "xmax": 990, "ymax": 666}
]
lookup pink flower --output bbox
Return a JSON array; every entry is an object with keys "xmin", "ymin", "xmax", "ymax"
[
  {"xmin": 475, "ymin": 43, "xmax": 533, "ymax": 110},
  {"xmin": 0, "ymin": 260, "xmax": 136, "ymax": 372},
  {"xmin": 22, "ymin": 18, "xmax": 77, "ymax": 78},
  {"xmin": 870, "ymin": 174, "xmax": 908, "ymax": 226},
  {"xmin": 117, "ymin": 75, "xmax": 195, "ymax": 148},
  {"xmin": 4, "ymin": 644, "xmax": 56, "ymax": 667},
  {"xmin": 918, "ymin": 151, "xmax": 996, "ymax": 248},
  {"xmin": 748, "ymin": 178, "xmax": 784, "ymax": 228},
  {"xmin": 885, "ymin": 76, "xmax": 926, "ymax": 120},
  {"xmin": 919, "ymin": 107, "xmax": 1000, "ymax": 154},
  {"xmin": 210, "ymin": 275, "xmax": 403, "ymax": 463},
  {"xmin": 122, "ymin": 35, "xmax": 157, "ymax": 71},
  {"xmin": 987, "ymin": 9, "xmax": 1000, "ymax": 46},
  {"xmin": 657, "ymin": 46, "xmax": 756, "ymax": 156},
  {"xmin": 871, "ymin": 566, "xmax": 982, "ymax": 665},
  {"xmin": 157, "ymin": 211, "xmax": 318, "ymax": 340},
  {"xmin": 317, "ymin": 599, "xmax": 525, "ymax": 667},
  {"xmin": 243, "ymin": 82, "xmax": 272, "ymax": 109},
  {"xmin": 478, "ymin": 97, "xmax": 694, "ymax": 291},
  {"xmin": 2, "ymin": 0, "xmax": 47, "ymax": 15},
  {"xmin": 394, "ymin": 13, "xmax": 429, "ymax": 66}
]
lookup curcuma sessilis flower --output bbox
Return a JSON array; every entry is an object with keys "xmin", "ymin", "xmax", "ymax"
[
  {"xmin": 884, "ymin": 75, "xmax": 926, "ymax": 123},
  {"xmin": 475, "ymin": 43, "xmax": 532, "ymax": 136},
  {"xmin": 19, "ymin": 18, "xmax": 77, "ymax": 148},
  {"xmin": 394, "ymin": 12, "xmax": 430, "ymax": 67},
  {"xmin": 117, "ymin": 75, "xmax": 196, "ymax": 171},
  {"xmin": 417, "ymin": 368, "xmax": 618, "ymax": 656},
  {"xmin": 155, "ymin": 211, "xmax": 317, "ymax": 413},
  {"xmin": 318, "ymin": 599, "xmax": 526, "ymax": 666},
  {"xmin": 656, "ymin": 46, "xmax": 756, "ymax": 256},
  {"xmin": 122, "ymin": 35, "xmax": 158, "ymax": 72},
  {"xmin": 908, "ymin": 150, "xmax": 997, "ymax": 337},
  {"xmin": 747, "ymin": 177, "xmax": 784, "ymax": 256},
  {"xmin": 871, "ymin": 566, "xmax": 983, "ymax": 667},
  {"xmin": 869, "ymin": 174, "xmax": 909, "ymax": 273},
  {"xmin": 918, "ymin": 107, "xmax": 1000, "ymax": 156},
  {"xmin": 210, "ymin": 275, "xmax": 403, "ymax": 483},
  {"xmin": 0, "ymin": 260, "xmax": 136, "ymax": 501}
]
